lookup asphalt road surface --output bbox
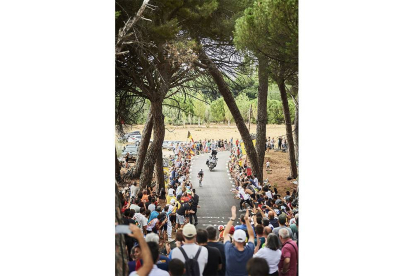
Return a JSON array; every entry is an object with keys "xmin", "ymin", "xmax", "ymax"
[{"xmin": 190, "ymin": 151, "xmax": 244, "ymax": 228}]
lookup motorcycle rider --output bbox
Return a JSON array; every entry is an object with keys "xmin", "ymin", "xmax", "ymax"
[{"xmin": 206, "ymin": 148, "xmax": 218, "ymax": 167}]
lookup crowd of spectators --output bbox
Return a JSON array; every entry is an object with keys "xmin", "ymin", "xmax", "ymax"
[{"xmin": 117, "ymin": 138, "xmax": 298, "ymax": 276}]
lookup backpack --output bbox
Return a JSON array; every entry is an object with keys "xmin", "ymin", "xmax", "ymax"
[{"xmin": 178, "ymin": 247, "xmax": 202, "ymax": 276}]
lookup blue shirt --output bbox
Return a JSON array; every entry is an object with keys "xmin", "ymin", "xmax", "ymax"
[
  {"xmin": 148, "ymin": 211, "xmax": 159, "ymax": 222},
  {"xmin": 224, "ymin": 241, "xmax": 254, "ymax": 276}
]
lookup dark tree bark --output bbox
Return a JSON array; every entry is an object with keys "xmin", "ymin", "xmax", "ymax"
[
  {"xmin": 198, "ymin": 50, "xmax": 260, "ymax": 177},
  {"xmin": 139, "ymin": 100, "xmax": 165, "ymax": 190},
  {"xmin": 277, "ymin": 80, "xmax": 298, "ymax": 179},
  {"xmin": 115, "ymin": 183, "xmax": 128, "ymax": 276},
  {"xmin": 116, "ymin": 148, "xmax": 121, "ymax": 182},
  {"xmin": 133, "ymin": 113, "xmax": 154, "ymax": 179},
  {"xmin": 155, "ymin": 147, "xmax": 164, "ymax": 193},
  {"xmin": 255, "ymin": 55, "xmax": 269, "ymax": 184},
  {"xmin": 293, "ymin": 95, "xmax": 299, "ymax": 163}
]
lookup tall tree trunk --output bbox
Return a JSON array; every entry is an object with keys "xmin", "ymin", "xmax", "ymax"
[
  {"xmin": 116, "ymin": 148, "xmax": 121, "ymax": 182},
  {"xmin": 115, "ymin": 183, "xmax": 128, "ymax": 276},
  {"xmin": 293, "ymin": 95, "xmax": 299, "ymax": 164},
  {"xmin": 155, "ymin": 147, "xmax": 164, "ymax": 193},
  {"xmin": 139, "ymin": 100, "xmax": 165, "ymax": 190},
  {"xmin": 133, "ymin": 112, "xmax": 153, "ymax": 179},
  {"xmin": 277, "ymin": 80, "xmax": 298, "ymax": 179},
  {"xmin": 199, "ymin": 50, "xmax": 260, "ymax": 177},
  {"xmin": 255, "ymin": 56, "xmax": 269, "ymax": 184}
]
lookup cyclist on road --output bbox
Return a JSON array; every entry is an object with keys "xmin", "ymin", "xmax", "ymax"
[{"xmin": 198, "ymin": 169, "xmax": 204, "ymax": 187}]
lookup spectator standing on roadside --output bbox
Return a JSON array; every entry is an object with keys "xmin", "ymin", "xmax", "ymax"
[
  {"xmin": 135, "ymin": 241, "xmax": 169, "ymax": 276},
  {"xmin": 223, "ymin": 206, "xmax": 255, "ymax": 276},
  {"xmin": 278, "ymin": 228, "xmax": 298, "ymax": 276},
  {"xmin": 127, "ymin": 224, "xmax": 155, "ymax": 276},
  {"xmin": 130, "ymin": 182, "xmax": 139, "ymax": 199},
  {"xmin": 246, "ymin": 257, "xmax": 269, "ymax": 276},
  {"xmin": 272, "ymin": 214, "xmax": 293, "ymax": 244},
  {"xmin": 133, "ymin": 208, "xmax": 148, "ymax": 234},
  {"xmin": 190, "ymin": 189, "xmax": 199, "ymax": 226},
  {"xmin": 148, "ymin": 198, "xmax": 156, "ymax": 212},
  {"xmin": 268, "ymin": 211, "xmax": 279, "ymax": 228},
  {"xmin": 168, "ymin": 259, "xmax": 185, "ymax": 276},
  {"xmin": 170, "ymin": 224, "xmax": 208, "ymax": 276},
  {"xmin": 253, "ymin": 233, "xmax": 281, "ymax": 276},
  {"xmin": 197, "ymin": 229, "xmax": 222, "ymax": 276},
  {"xmin": 206, "ymin": 226, "xmax": 226, "ymax": 276}
]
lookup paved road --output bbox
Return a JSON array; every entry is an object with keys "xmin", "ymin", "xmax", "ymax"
[{"xmin": 190, "ymin": 151, "xmax": 243, "ymax": 228}]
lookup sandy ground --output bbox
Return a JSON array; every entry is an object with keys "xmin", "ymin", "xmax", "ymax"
[
  {"xmin": 262, "ymin": 150, "xmax": 298, "ymax": 197},
  {"xmin": 120, "ymin": 123, "xmax": 287, "ymax": 141}
]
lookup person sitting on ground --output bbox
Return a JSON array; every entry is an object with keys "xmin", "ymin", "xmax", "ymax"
[{"xmin": 168, "ymin": 259, "xmax": 185, "ymax": 276}]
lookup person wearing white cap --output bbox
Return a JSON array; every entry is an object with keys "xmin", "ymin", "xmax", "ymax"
[
  {"xmin": 171, "ymin": 224, "xmax": 208, "ymax": 276},
  {"xmin": 223, "ymin": 206, "xmax": 255, "ymax": 276}
]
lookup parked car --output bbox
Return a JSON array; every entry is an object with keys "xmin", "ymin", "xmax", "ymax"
[
  {"xmin": 128, "ymin": 133, "xmax": 142, "ymax": 143},
  {"xmin": 122, "ymin": 144, "xmax": 138, "ymax": 161},
  {"xmin": 162, "ymin": 141, "xmax": 174, "ymax": 150},
  {"xmin": 124, "ymin": 130, "xmax": 141, "ymax": 140}
]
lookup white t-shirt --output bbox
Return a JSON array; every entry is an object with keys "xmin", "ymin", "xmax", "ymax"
[
  {"xmin": 266, "ymin": 161, "xmax": 270, "ymax": 167},
  {"xmin": 129, "ymin": 265, "xmax": 169, "ymax": 276},
  {"xmin": 133, "ymin": 213, "xmax": 148, "ymax": 231},
  {"xmin": 254, "ymin": 247, "xmax": 282, "ymax": 274},
  {"xmin": 130, "ymin": 185, "xmax": 139, "ymax": 198},
  {"xmin": 148, "ymin": 204, "xmax": 156, "ymax": 212},
  {"xmin": 176, "ymin": 186, "xmax": 183, "ymax": 196},
  {"xmin": 130, "ymin": 204, "xmax": 140, "ymax": 213},
  {"xmin": 171, "ymin": 243, "xmax": 208, "ymax": 276},
  {"xmin": 168, "ymin": 188, "xmax": 175, "ymax": 197},
  {"xmin": 239, "ymin": 188, "xmax": 250, "ymax": 200},
  {"xmin": 265, "ymin": 190, "xmax": 273, "ymax": 199}
]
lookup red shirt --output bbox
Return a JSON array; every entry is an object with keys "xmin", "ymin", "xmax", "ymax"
[
  {"xmin": 278, "ymin": 240, "xmax": 298, "ymax": 276},
  {"xmin": 246, "ymin": 167, "xmax": 252, "ymax": 176}
]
